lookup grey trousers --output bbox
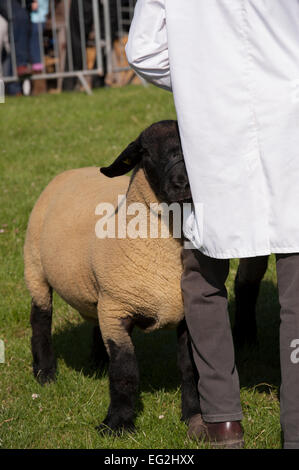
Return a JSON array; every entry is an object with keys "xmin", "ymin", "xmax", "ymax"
[
  {"xmin": 181, "ymin": 249, "xmax": 299, "ymax": 448},
  {"xmin": 276, "ymin": 254, "xmax": 299, "ymax": 449}
]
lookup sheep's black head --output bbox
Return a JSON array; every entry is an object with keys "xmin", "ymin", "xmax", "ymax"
[{"xmin": 100, "ymin": 120, "xmax": 192, "ymax": 204}]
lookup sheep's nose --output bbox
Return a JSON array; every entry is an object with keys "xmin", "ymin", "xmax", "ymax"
[{"xmin": 173, "ymin": 180, "xmax": 190, "ymax": 192}]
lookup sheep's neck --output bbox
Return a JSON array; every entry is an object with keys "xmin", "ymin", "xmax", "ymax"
[
  {"xmin": 126, "ymin": 167, "xmax": 158, "ymax": 209},
  {"xmin": 125, "ymin": 168, "xmax": 182, "ymax": 245}
]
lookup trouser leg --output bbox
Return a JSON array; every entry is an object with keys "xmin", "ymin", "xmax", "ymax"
[
  {"xmin": 181, "ymin": 248, "xmax": 243, "ymax": 422},
  {"xmin": 276, "ymin": 253, "xmax": 299, "ymax": 449},
  {"xmin": 29, "ymin": 22, "xmax": 43, "ymax": 65},
  {"xmin": 12, "ymin": 0, "xmax": 30, "ymax": 67}
]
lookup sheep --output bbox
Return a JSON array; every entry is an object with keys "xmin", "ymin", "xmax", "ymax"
[{"xmin": 24, "ymin": 120, "xmax": 201, "ymax": 434}]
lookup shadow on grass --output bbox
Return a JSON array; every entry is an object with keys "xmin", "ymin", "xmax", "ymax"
[
  {"xmin": 234, "ymin": 280, "xmax": 281, "ymax": 391},
  {"xmin": 52, "ymin": 320, "xmax": 180, "ymax": 393},
  {"xmin": 52, "ymin": 279, "xmax": 281, "ymax": 394}
]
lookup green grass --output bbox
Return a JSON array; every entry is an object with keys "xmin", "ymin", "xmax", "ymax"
[{"xmin": 0, "ymin": 85, "xmax": 281, "ymax": 449}]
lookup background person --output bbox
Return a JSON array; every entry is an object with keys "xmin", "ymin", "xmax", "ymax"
[
  {"xmin": 0, "ymin": 12, "xmax": 9, "ymax": 77},
  {"xmin": 30, "ymin": 0, "xmax": 49, "ymax": 73},
  {"xmin": 63, "ymin": 0, "xmax": 118, "ymax": 91},
  {"xmin": 11, "ymin": 0, "xmax": 36, "ymax": 76}
]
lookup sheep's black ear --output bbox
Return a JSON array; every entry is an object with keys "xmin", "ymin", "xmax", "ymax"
[{"xmin": 100, "ymin": 137, "xmax": 143, "ymax": 178}]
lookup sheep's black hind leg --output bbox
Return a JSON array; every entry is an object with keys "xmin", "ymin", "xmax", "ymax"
[
  {"xmin": 31, "ymin": 289, "xmax": 56, "ymax": 385},
  {"xmin": 96, "ymin": 307, "xmax": 139, "ymax": 435},
  {"xmin": 177, "ymin": 320, "xmax": 201, "ymax": 423},
  {"xmin": 233, "ymin": 256, "xmax": 269, "ymax": 348}
]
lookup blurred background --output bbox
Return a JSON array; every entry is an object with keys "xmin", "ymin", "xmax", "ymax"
[{"xmin": 0, "ymin": 0, "xmax": 142, "ymax": 96}]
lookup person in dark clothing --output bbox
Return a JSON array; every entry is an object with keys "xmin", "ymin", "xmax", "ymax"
[
  {"xmin": 0, "ymin": 0, "xmax": 35, "ymax": 23},
  {"xmin": 0, "ymin": 0, "xmax": 36, "ymax": 76},
  {"xmin": 63, "ymin": 0, "xmax": 118, "ymax": 91}
]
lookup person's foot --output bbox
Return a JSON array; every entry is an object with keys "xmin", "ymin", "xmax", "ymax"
[
  {"xmin": 32, "ymin": 63, "xmax": 43, "ymax": 73},
  {"xmin": 17, "ymin": 65, "xmax": 32, "ymax": 77},
  {"xmin": 188, "ymin": 415, "xmax": 244, "ymax": 449}
]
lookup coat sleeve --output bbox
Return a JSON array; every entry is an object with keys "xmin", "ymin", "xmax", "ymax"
[{"xmin": 125, "ymin": 0, "xmax": 172, "ymax": 92}]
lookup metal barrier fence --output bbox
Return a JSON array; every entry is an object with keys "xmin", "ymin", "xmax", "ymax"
[{"xmin": 0, "ymin": 0, "xmax": 138, "ymax": 95}]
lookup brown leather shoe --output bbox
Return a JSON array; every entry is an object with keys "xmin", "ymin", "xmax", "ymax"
[{"xmin": 188, "ymin": 417, "xmax": 244, "ymax": 449}]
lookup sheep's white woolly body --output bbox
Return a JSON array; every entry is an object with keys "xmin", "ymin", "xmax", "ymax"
[{"xmin": 24, "ymin": 167, "xmax": 184, "ymax": 350}]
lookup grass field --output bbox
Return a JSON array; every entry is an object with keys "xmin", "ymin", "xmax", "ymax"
[{"xmin": 0, "ymin": 85, "xmax": 282, "ymax": 449}]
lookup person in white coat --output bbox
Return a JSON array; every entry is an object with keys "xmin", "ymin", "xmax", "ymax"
[{"xmin": 126, "ymin": 0, "xmax": 299, "ymax": 449}]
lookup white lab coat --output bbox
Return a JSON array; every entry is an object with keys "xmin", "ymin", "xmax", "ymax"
[{"xmin": 126, "ymin": 0, "xmax": 299, "ymax": 259}]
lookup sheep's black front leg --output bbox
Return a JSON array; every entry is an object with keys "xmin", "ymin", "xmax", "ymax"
[
  {"xmin": 233, "ymin": 256, "xmax": 269, "ymax": 348},
  {"xmin": 30, "ymin": 291, "xmax": 56, "ymax": 385},
  {"xmin": 96, "ymin": 308, "xmax": 139, "ymax": 435},
  {"xmin": 177, "ymin": 319, "xmax": 201, "ymax": 423}
]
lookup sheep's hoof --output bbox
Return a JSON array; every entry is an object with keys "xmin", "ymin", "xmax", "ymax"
[
  {"xmin": 33, "ymin": 365, "xmax": 56, "ymax": 385},
  {"xmin": 96, "ymin": 419, "xmax": 135, "ymax": 436}
]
